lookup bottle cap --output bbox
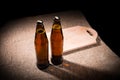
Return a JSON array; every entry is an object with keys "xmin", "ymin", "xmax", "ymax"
[
  {"xmin": 54, "ymin": 16, "xmax": 60, "ymax": 20},
  {"xmin": 37, "ymin": 20, "xmax": 43, "ymax": 24},
  {"xmin": 54, "ymin": 16, "xmax": 60, "ymax": 22}
]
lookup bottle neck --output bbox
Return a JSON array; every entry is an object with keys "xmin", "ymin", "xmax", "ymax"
[
  {"xmin": 52, "ymin": 21, "xmax": 62, "ymax": 30},
  {"xmin": 53, "ymin": 20, "xmax": 61, "ymax": 25},
  {"xmin": 36, "ymin": 24, "xmax": 46, "ymax": 34}
]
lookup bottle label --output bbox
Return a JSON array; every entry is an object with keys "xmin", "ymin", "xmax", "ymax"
[
  {"xmin": 36, "ymin": 29, "xmax": 45, "ymax": 34},
  {"xmin": 52, "ymin": 24, "xmax": 61, "ymax": 30}
]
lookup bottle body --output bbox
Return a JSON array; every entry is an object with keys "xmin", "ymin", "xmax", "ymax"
[
  {"xmin": 50, "ymin": 16, "xmax": 64, "ymax": 65},
  {"xmin": 34, "ymin": 20, "xmax": 49, "ymax": 69}
]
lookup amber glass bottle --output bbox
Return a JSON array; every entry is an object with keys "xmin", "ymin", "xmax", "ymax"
[
  {"xmin": 50, "ymin": 16, "xmax": 64, "ymax": 65},
  {"xmin": 34, "ymin": 20, "xmax": 49, "ymax": 69}
]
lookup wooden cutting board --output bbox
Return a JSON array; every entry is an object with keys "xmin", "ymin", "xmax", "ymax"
[{"xmin": 47, "ymin": 26, "xmax": 98, "ymax": 53}]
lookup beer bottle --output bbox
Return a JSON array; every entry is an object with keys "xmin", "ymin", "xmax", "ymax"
[
  {"xmin": 34, "ymin": 20, "xmax": 49, "ymax": 69},
  {"xmin": 50, "ymin": 16, "xmax": 64, "ymax": 65}
]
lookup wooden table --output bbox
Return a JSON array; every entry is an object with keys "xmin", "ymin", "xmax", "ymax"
[{"xmin": 0, "ymin": 10, "xmax": 120, "ymax": 80}]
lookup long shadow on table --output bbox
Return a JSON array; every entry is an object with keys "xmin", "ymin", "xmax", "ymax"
[
  {"xmin": 43, "ymin": 37, "xmax": 120, "ymax": 80},
  {"xmin": 43, "ymin": 59, "xmax": 120, "ymax": 80}
]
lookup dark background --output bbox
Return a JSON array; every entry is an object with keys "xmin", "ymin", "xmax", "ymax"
[{"xmin": 0, "ymin": 0, "xmax": 119, "ymax": 56}]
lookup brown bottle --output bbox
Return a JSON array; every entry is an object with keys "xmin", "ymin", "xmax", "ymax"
[
  {"xmin": 50, "ymin": 16, "xmax": 64, "ymax": 65},
  {"xmin": 34, "ymin": 20, "xmax": 49, "ymax": 69}
]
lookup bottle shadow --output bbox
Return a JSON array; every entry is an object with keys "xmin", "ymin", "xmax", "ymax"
[
  {"xmin": 41, "ymin": 37, "xmax": 120, "ymax": 80},
  {"xmin": 38, "ymin": 37, "xmax": 120, "ymax": 80},
  {"xmin": 42, "ymin": 59, "xmax": 120, "ymax": 80},
  {"xmin": 43, "ymin": 63, "xmax": 81, "ymax": 80}
]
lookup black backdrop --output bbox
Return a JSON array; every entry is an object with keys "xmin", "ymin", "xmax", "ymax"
[{"xmin": 0, "ymin": 0, "xmax": 119, "ymax": 56}]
